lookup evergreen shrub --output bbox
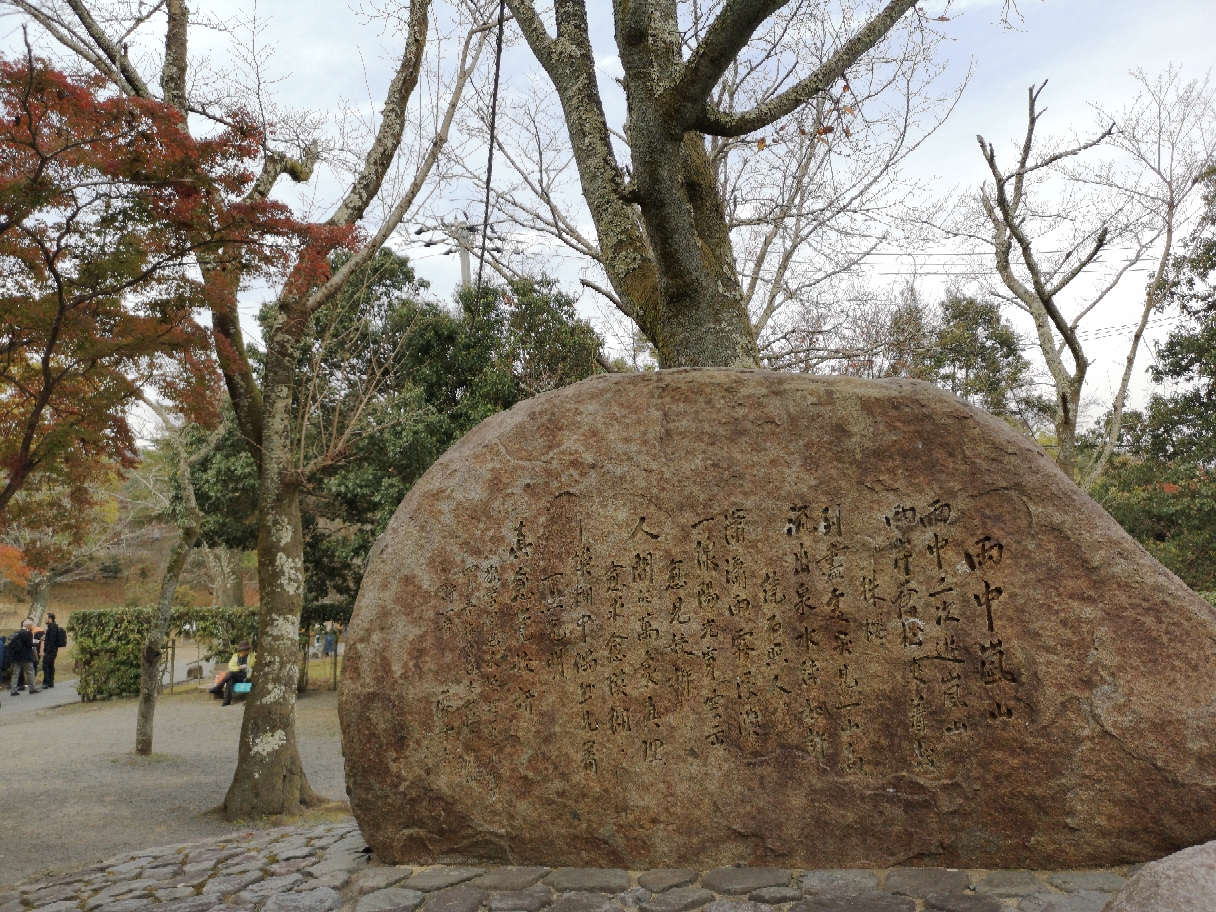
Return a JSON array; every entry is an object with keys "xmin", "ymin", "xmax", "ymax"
[{"xmin": 68, "ymin": 606, "xmax": 258, "ymax": 701}]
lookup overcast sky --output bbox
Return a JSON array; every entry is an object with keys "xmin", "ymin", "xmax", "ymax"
[{"xmin": 5, "ymin": 0, "xmax": 1215, "ymax": 415}]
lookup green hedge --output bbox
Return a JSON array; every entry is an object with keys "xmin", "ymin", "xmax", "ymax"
[{"xmin": 67, "ymin": 606, "xmax": 259, "ymax": 701}]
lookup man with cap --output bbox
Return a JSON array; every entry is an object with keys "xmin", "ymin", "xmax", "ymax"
[{"xmin": 210, "ymin": 640, "xmax": 255, "ymax": 706}]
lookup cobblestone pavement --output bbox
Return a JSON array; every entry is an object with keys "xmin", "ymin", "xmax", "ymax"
[{"xmin": 1, "ymin": 819, "xmax": 1136, "ymax": 912}]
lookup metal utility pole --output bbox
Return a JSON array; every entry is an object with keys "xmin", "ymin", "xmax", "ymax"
[{"xmin": 456, "ymin": 222, "xmax": 473, "ymax": 291}]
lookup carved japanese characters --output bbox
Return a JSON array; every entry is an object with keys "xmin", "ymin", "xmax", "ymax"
[{"xmin": 341, "ymin": 370, "xmax": 1216, "ymax": 869}]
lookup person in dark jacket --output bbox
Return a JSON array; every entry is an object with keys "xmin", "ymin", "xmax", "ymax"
[
  {"xmin": 42, "ymin": 613, "xmax": 63, "ymax": 687},
  {"xmin": 8, "ymin": 619, "xmax": 40, "ymax": 695}
]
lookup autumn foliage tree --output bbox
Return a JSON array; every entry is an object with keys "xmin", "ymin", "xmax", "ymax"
[
  {"xmin": 6, "ymin": 0, "xmax": 493, "ymax": 816},
  {"xmin": 0, "ymin": 51, "xmax": 293, "ymax": 514}
]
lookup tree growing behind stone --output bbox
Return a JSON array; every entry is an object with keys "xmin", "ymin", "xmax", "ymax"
[
  {"xmin": 1094, "ymin": 166, "xmax": 1216, "ymax": 590},
  {"xmin": 483, "ymin": 2, "xmax": 958, "ymax": 370},
  {"xmin": 499, "ymin": 0, "xmax": 962, "ymax": 368},
  {"xmin": 965, "ymin": 73, "xmax": 1215, "ymax": 485}
]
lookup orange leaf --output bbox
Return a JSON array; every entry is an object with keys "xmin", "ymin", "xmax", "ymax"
[
  {"xmin": 757, "ymin": 138, "xmax": 767, "ymax": 151},
  {"xmin": 0, "ymin": 544, "xmax": 30, "ymax": 587}
]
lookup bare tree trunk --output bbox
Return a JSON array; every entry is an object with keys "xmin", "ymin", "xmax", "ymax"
[
  {"xmin": 223, "ymin": 328, "xmax": 319, "ymax": 816},
  {"xmin": 135, "ymin": 519, "xmax": 198, "ymax": 754},
  {"xmin": 27, "ymin": 573, "xmax": 49, "ymax": 624},
  {"xmin": 136, "ymin": 406, "xmax": 203, "ymax": 756},
  {"xmin": 1052, "ymin": 377, "xmax": 1084, "ymax": 481},
  {"xmin": 215, "ymin": 548, "xmax": 245, "ymax": 607}
]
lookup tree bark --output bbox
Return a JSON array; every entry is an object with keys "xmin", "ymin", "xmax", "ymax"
[
  {"xmin": 223, "ymin": 322, "xmax": 318, "ymax": 815},
  {"xmin": 504, "ymin": 0, "xmax": 917, "ymax": 367},
  {"xmin": 27, "ymin": 573, "xmax": 49, "ymax": 624},
  {"xmin": 214, "ymin": 548, "xmax": 245, "ymax": 607},
  {"xmin": 136, "ymin": 412, "xmax": 202, "ymax": 756}
]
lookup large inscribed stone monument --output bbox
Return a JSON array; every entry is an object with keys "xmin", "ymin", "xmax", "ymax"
[{"xmin": 341, "ymin": 370, "xmax": 1216, "ymax": 870}]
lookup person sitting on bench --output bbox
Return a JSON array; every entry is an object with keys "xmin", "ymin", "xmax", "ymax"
[{"xmin": 210, "ymin": 641, "xmax": 255, "ymax": 706}]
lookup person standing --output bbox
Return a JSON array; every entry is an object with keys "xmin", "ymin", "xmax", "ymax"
[
  {"xmin": 42, "ymin": 613, "xmax": 64, "ymax": 688},
  {"xmin": 8, "ymin": 619, "xmax": 40, "ymax": 696}
]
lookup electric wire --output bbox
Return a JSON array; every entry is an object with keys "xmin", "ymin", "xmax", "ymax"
[{"xmin": 473, "ymin": 0, "xmax": 507, "ymax": 304}]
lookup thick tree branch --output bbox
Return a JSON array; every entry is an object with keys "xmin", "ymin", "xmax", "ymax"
[
  {"xmin": 64, "ymin": 0, "xmax": 152, "ymax": 97},
  {"xmin": 667, "ymin": 0, "xmax": 788, "ymax": 123},
  {"xmin": 330, "ymin": 0, "xmax": 430, "ymax": 227},
  {"xmin": 691, "ymin": 0, "xmax": 918, "ymax": 135}
]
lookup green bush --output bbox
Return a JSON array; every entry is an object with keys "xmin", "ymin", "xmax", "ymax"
[{"xmin": 68, "ymin": 606, "xmax": 259, "ymax": 701}]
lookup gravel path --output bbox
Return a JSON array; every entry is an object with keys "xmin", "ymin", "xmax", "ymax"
[{"xmin": 0, "ymin": 688, "xmax": 346, "ymax": 888}]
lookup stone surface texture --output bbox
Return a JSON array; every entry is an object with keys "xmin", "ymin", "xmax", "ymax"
[
  {"xmin": 342, "ymin": 370, "xmax": 1216, "ymax": 869},
  {"xmin": 635, "ymin": 874, "xmax": 695, "ymax": 895}
]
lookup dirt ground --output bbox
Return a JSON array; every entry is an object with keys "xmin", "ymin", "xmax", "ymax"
[{"xmin": 0, "ymin": 687, "xmax": 346, "ymax": 888}]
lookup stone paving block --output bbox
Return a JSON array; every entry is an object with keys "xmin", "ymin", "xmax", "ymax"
[
  {"xmin": 423, "ymin": 886, "xmax": 489, "ymax": 912},
  {"xmin": 0, "ymin": 902, "xmax": 24, "ymax": 912},
  {"xmin": 300, "ymin": 872, "xmax": 351, "ymax": 891},
  {"xmin": 163, "ymin": 872, "xmax": 209, "ymax": 890},
  {"xmin": 185, "ymin": 850, "xmax": 243, "ymax": 868},
  {"xmin": 97, "ymin": 898, "xmax": 156, "ymax": 912},
  {"xmin": 702, "ymin": 901, "xmax": 771, "ymax": 912},
  {"xmin": 405, "ymin": 870, "xmax": 488, "ymax": 893},
  {"xmin": 201, "ymin": 873, "xmax": 264, "ymax": 896},
  {"xmin": 921, "ymin": 894, "xmax": 1004, "ymax": 912},
  {"xmin": 141, "ymin": 866, "xmax": 183, "ymax": 881},
  {"xmin": 105, "ymin": 861, "xmax": 150, "ymax": 877},
  {"xmin": 547, "ymin": 892, "xmax": 622, "ymax": 912},
  {"xmin": 222, "ymin": 863, "xmax": 264, "ymax": 877},
  {"xmin": 972, "ymin": 872, "xmax": 1044, "ymax": 897},
  {"xmin": 270, "ymin": 860, "xmax": 314, "ymax": 878},
  {"xmin": 637, "ymin": 873, "xmax": 697, "ymax": 895},
  {"xmin": 792, "ymin": 895, "xmax": 916, "ymax": 912},
  {"xmin": 274, "ymin": 848, "xmax": 318, "ymax": 863},
  {"xmin": 1046, "ymin": 872, "xmax": 1127, "ymax": 894},
  {"xmin": 307, "ymin": 854, "xmax": 368, "ymax": 877},
  {"xmin": 701, "ymin": 871, "xmax": 791, "ymax": 896},
  {"xmin": 883, "ymin": 869, "xmax": 969, "ymax": 896},
  {"xmin": 547, "ymin": 871, "xmax": 631, "ymax": 895},
  {"xmin": 241, "ymin": 874, "xmax": 305, "ymax": 899},
  {"xmin": 264, "ymin": 887, "xmax": 344, "ymax": 912},
  {"xmin": 487, "ymin": 890, "xmax": 553, "ymax": 912},
  {"xmin": 356, "ymin": 869, "xmax": 415, "ymax": 894},
  {"xmin": 149, "ymin": 888, "xmax": 196, "ymax": 902},
  {"xmin": 0, "ymin": 893, "xmax": 21, "ymax": 906},
  {"xmin": 617, "ymin": 888, "xmax": 651, "ymax": 908},
  {"xmin": 640, "ymin": 886, "xmax": 715, "ymax": 912},
  {"xmin": 798, "ymin": 873, "xmax": 880, "ymax": 897},
  {"xmin": 151, "ymin": 896, "xmax": 222, "ymax": 912},
  {"xmin": 30, "ymin": 885, "xmax": 80, "ymax": 905},
  {"xmin": 1018, "ymin": 892, "xmax": 1112, "ymax": 912},
  {"xmin": 84, "ymin": 890, "xmax": 149, "ymax": 910},
  {"xmin": 356, "ymin": 888, "xmax": 426, "ymax": 912},
  {"xmin": 36, "ymin": 902, "xmax": 82, "ymax": 912},
  {"xmin": 183, "ymin": 864, "xmax": 216, "ymax": 877},
  {"xmin": 471, "ymin": 869, "xmax": 550, "ymax": 891},
  {"xmin": 748, "ymin": 888, "xmax": 801, "ymax": 905}
]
